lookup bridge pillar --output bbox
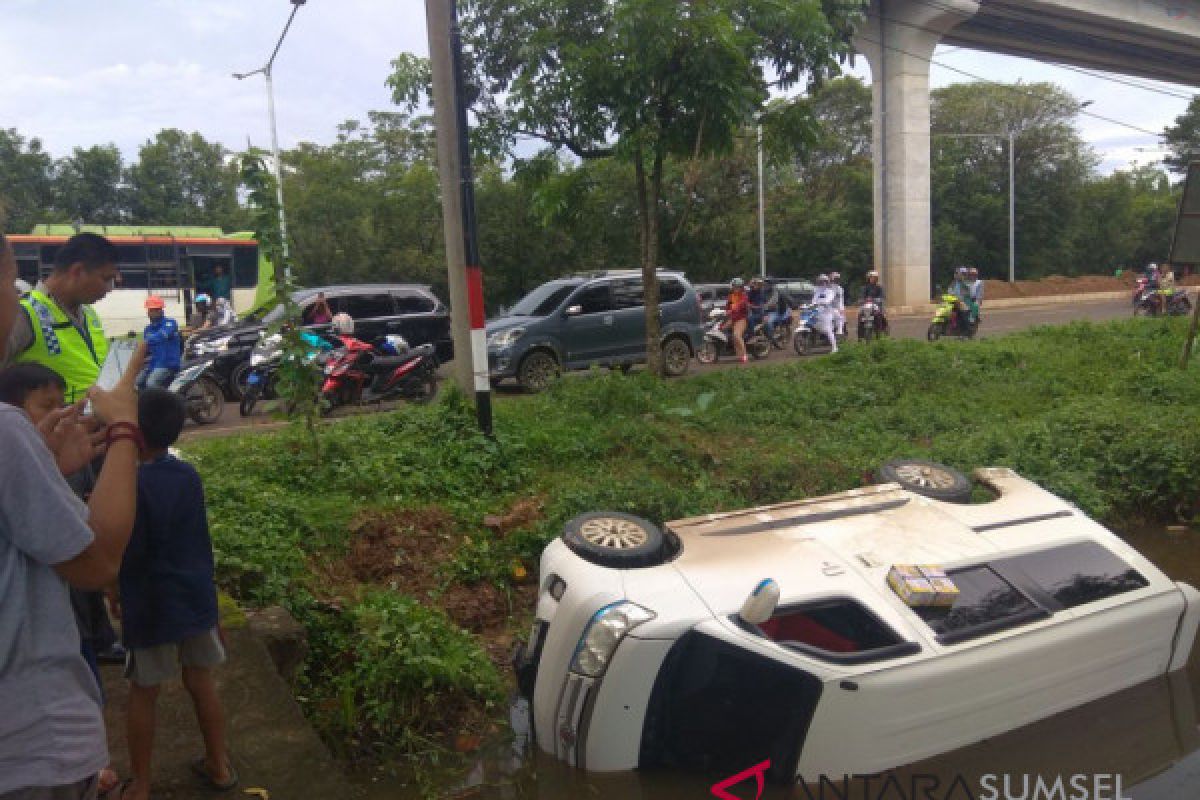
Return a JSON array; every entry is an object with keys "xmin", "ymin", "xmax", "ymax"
[{"xmin": 855, "ymin": 0, "xmax": 979, "ymax": 308}]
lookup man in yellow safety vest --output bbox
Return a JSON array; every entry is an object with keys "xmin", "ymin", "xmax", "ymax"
[{"xmin": 3, "ymin": 233, "xmax": 120, "ymax": 403}]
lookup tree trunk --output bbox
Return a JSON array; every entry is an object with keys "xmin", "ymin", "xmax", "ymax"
[{"xmin": 636, "ymin": 147, "xmax": 664, "ymax": 376}]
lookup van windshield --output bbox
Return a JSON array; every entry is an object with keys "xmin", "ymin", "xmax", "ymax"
[{"xmin": 507, "ymin": 282, "xmax": 578, "ymax": 317}]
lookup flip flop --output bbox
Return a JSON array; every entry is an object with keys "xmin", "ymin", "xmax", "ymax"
[
  {"xmin": 99, "ymin": 778, "xmax": 134, "ymax": 800},
  {"xmin": 190, "ymin": 756, "xmax": 239, "ymax": 791},
  {"xmin": 97, "ymin": 767, "xmax": 120, "ymax": 794}
]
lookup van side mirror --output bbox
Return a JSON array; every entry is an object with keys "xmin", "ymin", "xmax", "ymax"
[{"xmin": 565, "ymin": 305, "xmax": 583, "ymax": 317}]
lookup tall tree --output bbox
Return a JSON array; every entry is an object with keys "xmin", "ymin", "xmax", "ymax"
[
  {"xmin": 391, "ymin": 0, "xmax": 866, "ymax": 373},
  {"xmin": 0, "ymin": 129, "xmax": 56, "ymax": 232},
  {"xmin": 931, "ymin": 82, "xmax": 1095, "ymax": 283},
  {"xmin": 1163, "ymin": 96, "xmax": 1200, "ymax": 175},
  {"xmin": 54, "ymin": 144, "xmax": 125, "ymax": 224},
  {"xmin": 125, "ymin": 129, "xmax": 242, "ymax": 227}
]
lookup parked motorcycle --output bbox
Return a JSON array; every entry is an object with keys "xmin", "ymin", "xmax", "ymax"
[
  {"xmin": 321, "ymin": 334, "xmax": 439, "ymax": 411},
  {"xmin": 792, "ymin": 304, "xmax": 844, "ymax": 355},
  {"xmin": 1133, "ymin": 287, "xmax": 1192, "ymax": 317},
  {"xmin": 857, "ymin": 299, "xmax": 887, "ymax": 342},
  {"xmin": 239, "ymin": 332, "xmax": 335, "ymax": 416},
  {"xmin": 168, "ymin": 359, "xmax": 225, "ymax": 425},
  {"xmin": 696, "ymin": 308, "xmax": 771, "ymax": 363},
  {"xmin": 927, "ymin": 294, "xmax": 979, "ymax": 341}
]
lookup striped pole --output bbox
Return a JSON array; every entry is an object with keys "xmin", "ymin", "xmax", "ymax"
[{"xmin": 449, "ymin": 0, "xmax": 492, "ymax": 434}]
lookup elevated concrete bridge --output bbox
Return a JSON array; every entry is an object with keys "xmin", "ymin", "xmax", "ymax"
[{"xmin": 854, "ymin": 0, "xmax": 1200, "ymax": 306}]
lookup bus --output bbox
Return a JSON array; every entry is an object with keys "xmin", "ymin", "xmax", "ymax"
[{"xmin": 7, "ymin": 224, "xmax": 277, "ymax": 336}]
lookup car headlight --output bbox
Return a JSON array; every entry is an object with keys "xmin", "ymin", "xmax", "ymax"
[
  {"xmin": 487, "ymin": 328, "xmax": 525, "ymax": 349},
  {"xmin": 570, "ymin": 602, "xmax": 655, "ymax": 678}
]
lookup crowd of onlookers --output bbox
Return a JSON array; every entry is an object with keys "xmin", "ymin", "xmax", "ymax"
[{"xmin": 0, "ymin": 233, "xmax": 234, "ymax": 800}]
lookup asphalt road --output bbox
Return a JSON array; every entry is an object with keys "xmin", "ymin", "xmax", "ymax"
[{"xmin": 186, "ymin": 297, "xmax": 1135, "ymax": 438}]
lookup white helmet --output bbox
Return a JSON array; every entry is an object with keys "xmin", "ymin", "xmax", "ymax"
[
  {"xmin": 332, "ymin": 312, "xmax": 355, "ymax": 334},
  {"xmin": 816, "ymin": 273, "xmax": 830, "ymax": 284},
  {"xmin": 830, "ymin": 272, "xmax": 841, "ymax": 282}
]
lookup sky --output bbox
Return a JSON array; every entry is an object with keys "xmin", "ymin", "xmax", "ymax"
[{"xmin": 0, "ymin": 0, "xmax": 1194, "ymax": 174}]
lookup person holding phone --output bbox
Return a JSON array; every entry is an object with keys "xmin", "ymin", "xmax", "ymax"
[{"xmin": 3, "ymin": 233, "xmax": 119, "ymax": 405}]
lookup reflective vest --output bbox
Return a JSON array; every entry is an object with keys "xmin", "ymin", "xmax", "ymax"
[{"xmin": 16, "ymin": 290, "xmax": 109, "ymax": 404}]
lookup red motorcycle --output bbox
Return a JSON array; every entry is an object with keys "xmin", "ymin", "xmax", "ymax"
[{"xmin": 320, "ymin": 334, "xmax": 439, "ymax": 411}]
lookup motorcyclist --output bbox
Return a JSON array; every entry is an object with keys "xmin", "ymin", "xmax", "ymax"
[
  {"xmin": 968, "ymin": 267, "xmax": 984, "ymax": 322},
  {"xmin": 767, "ymin": 281, "xmax": 797, "ymax": 348},
  {"xmin": 188, "ymin": 293, "xmax": 216, "ymax": 331},
  {"xmin": 724, "ymin": 278, "xmax": 750, "ymax": 363},
  {"xmin": 331, "ymin": 311, "xmax": 355, "ymax": 339},
  {"xmin": 747, "ymin": 277, "xmax": 768, "ymax": 337},
  {"xmin": 1158, "ymin": 263, "xmax": 1176, "ymax": 314},
  {"xmin": 213, "ymin": 296, "xmax": 237, "ymax": 327},
  {"xmin": 137, "ymin": 296, "xmax": 181, "ymax": 390},
  {"xmin": 950, "ymin": 267, "xmax": 974, "ymax": 329},
  {"xmin": 811, "ymin": 274, "xmax": 838, "ymax": 354},
  {"xmin": 830, "ymin": 271, "xmax": 846, "ymax": 336},
  {"xmin": 859, "ymin": 271, "xmax": 888, "ymax": 333}
]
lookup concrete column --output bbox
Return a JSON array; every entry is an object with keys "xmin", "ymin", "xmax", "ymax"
[{"xmin": 855, "ymin": 0, "xmax": 979, "ymax": 308}]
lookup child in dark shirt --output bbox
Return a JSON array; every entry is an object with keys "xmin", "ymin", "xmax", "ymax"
[{"xmin": 119, "ymin": 389, "xmax": 236, "ymax": 800}]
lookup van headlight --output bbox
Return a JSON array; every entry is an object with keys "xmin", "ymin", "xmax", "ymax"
[
  {"xmin": 487, "ymin": 328, "xmax": 525, "ymax": 349},
  {"xmin": 570, "ymin": 602, "xmax": 655, "ymax": 678}
]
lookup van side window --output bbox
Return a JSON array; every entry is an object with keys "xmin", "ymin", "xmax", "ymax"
[
  {"xmin": 660, "ymin": 279, "xmax": 686, "ymax": 303},
  {"xmin": 915, "ymin": 566, "xmax": 1044, "ymax": 644},
  {"xmin": 750, "ymin": 598, "xmax": 919, "ymax": 664},
  {"xmin": 573, "ymin": 284, "xmax": 613, "ymax": 314},
  {"xmin": 341, "ymin": 294, "xmax": 395, "ymax": 319},
  {"xmin": 996, "ymin": 542, "xmax": 1149, "ymax": 610},
  {"xmin": 612, "ymin": 279, "xmax": 645, "ymax": 310}
]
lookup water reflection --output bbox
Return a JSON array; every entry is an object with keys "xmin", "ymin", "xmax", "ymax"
[{"xmin": 358, "ymin": 526, "xmax": 1200, "ymax": 798}]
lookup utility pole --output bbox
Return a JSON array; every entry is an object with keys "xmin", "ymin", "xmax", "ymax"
[
  {"xmin": 757, "ymin": 124, "xmax": 766, "ymax": 278},
  {"xmin": 426, "ymin": 0, "xmax": 492, "ymax": 433},
  {"xmin": 1008, "ymin": 129, "xmax": 1015, "ymax": 284}
]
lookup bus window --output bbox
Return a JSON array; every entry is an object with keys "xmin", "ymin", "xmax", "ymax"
[
  {"xmin": 117, "ymin": 245, "xmax": 147, "ymax": 264},
  {"xmin": 40, "ymin": 245, "xmax": 60, "ymax": 264},
  {"xmin": 120, "ymin": 269, "xmax": 149, "ymax": 289},
  {"xmin": 148, "ymin": 268, "xmax": 178, "ymax": 289},
  {"xmin": 233, "ymin": 246, "xmax": 259, "ymax": 288}
]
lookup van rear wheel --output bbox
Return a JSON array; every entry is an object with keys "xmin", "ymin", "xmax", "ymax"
[{"xmin": 879, "ymin": 459, "xmax": 972, "ymax": 504}]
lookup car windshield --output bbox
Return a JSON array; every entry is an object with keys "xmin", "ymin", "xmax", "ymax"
[
  {"xmin": 506, "ymin": 282, "xmax": 578, "ymax": 317},
  {"xmin": 258, "ymin": 292, "xmax": 315, "ymax": 326}
]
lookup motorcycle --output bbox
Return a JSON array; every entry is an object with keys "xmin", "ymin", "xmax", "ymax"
[
  {"xmin": 857, "ymin": 299, "xmax": 887, "ymax": 342},
  {"xmin": 168, "ymin": 359, "xmax": 225, "ymax": 425},
  {"xmin": 320, "ymin": 334, "xmax": 439, "ymax": 411},
  {"xmin": 792, "ymin": 304, "xmax": 844, "ymax": 355},
  {"xmin": 239, "ymin": 332, "xmax": 335, "ymax": 416},
  {"xmin": 927, "ymin": 294, "xmax": 979, "ymax": 341},
  {"xmin": 1133, "ymin": 287, "xmax": 1192, "ymax": 317},
  {"xmin": 696, "ymin": 308, "xmax": 772, "ymax": 363}
]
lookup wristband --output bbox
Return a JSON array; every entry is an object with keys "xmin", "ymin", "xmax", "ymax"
[{"xmin": 105, "ymin": 421, "xmax": 146, "ymax": 454}]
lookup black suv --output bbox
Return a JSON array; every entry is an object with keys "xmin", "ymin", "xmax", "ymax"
[
  {"xmin": 486, "ymin": 270, "xmax": 704, "ymax": 391},
  {"xmin": 185, "ymin": 284, "xmax": 453, "ymax": 399}
]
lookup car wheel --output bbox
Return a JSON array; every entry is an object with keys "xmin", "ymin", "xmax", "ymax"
[
  {"xmin": 229, "ymin": 361, "xmax": 253, "ymax": 400},
  {"xmin": 561, "ymin": 512, "xmax": 667, "ymax": 568},
  {"xmin": 186, "ymin": 377, "xmax": 225, "ymax": 425},
  {"xmin": 517, "ymin": 350, "xmax": 560, "ymax": 393},
  {"xmin": 662, "ymin": 337, "xmax": 691, "ymax": 377},
  {"xmin": 696, "ymin": 340, "xmax": 719, "ymax": 365},
  {"xmin": 878, "ymin": 458, "xmax": 972, "ymax": 504}
]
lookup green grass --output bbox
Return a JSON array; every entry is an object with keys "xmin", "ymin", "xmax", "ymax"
[{"xmin": 184, "ymin": 317, "xmax": 1200, "ymax": 761}]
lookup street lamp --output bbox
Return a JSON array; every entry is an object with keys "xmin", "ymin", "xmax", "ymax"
[
  {"xmin": 234, "ymin": 0, "xmax": 306, "ymax": 276},
  {"xmin": 933, "ymin": 130, "xmax": 1017, "ymax": 283}
]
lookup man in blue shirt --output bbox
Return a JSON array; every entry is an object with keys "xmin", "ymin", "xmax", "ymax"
[
  {"xmin": 208, "ymin": 265, "xmax": 232, "ymax": 302},
  {"xmin": 137, "ymin": 296, "xmax": 181, "ymax": 390}
]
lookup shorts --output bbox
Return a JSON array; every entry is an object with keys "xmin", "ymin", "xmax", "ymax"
[{"xmin": 125, "ymin": 627, "xmax": 226, "ymax": 687}]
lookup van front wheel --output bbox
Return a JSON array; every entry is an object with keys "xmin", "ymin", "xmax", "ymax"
[
  {"xmin": 517, "ymin": 351, "xmax": 560, "ymax": 393},
  {"xmin": 661, "ymin": 337, "xmax": 692, "ymax": 377}
]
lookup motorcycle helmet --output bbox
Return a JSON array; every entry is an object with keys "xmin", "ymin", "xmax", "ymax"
[
  {"xmin": 816, "ymin": 273, "xmax": 830, "ymax": 285},
  {"xmin": 194, "ymin": 292, "xmax": 211, "ymax": 306},
  {"xmin": 730, "ymin": 277, "xmax": 745, "ymax": 289},
  {"xmin": 830, "ymin": 272, "xmax": 841, "ymax": 282},
  {"xmin": 144, "ymin": 295, "xmax": 165, "ymax": 310},
  {"xmin": 381, "ymin": 334, "xmax": 410, "ymax": 355},
  {"xmin": 332, "ymin": 312, "xmax": 355, "ymax": 335},
  {"xmin": 866, "ymin": 271, "xmax": 879, "ymax": 280},
  {"xmin": 967, "ymin": 267, "xmax": 979, "ymax": 277}
]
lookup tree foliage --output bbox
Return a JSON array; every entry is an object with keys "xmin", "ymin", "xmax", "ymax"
[{"xmin": 1163, "ymin": 95, "xmax": 1200, "ymax": 175}]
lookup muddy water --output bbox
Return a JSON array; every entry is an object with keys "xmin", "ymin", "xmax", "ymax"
[{"xmin": 358, "ymin": 526, "xmax": 1200, "ymax": 799}]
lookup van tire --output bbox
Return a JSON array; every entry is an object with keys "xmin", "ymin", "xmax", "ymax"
[
  {"xmin": 661, "ymin": 336, "xmax": 692, "ymax": 377},
  {"xmin": 879, "ymin": 459, "xmax": 972, "ymax": 504},
  {"xmin": 517, "ymin": 350, "xmax": 560, "ymax": 393},
  {"xmin": 562, "ymin": 512, "xmax": 666, "ymax": 568}
]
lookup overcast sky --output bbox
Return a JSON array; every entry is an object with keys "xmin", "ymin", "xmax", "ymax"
[{"xmin": 0, "ymin": 0, "xmax": 1194, "ymax": 174}]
